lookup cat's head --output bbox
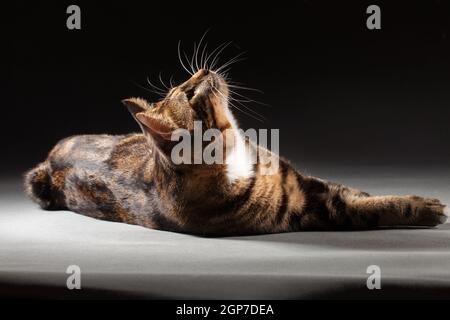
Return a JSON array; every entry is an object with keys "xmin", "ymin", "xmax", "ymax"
[{"xmin": 123, "ymin": 69, "xmax": 239, "ymax": 164}]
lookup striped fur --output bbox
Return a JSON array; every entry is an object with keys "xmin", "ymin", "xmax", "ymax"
[{"xmin": 24, "ymin": 70, "xmax": 448, "ymax": 235}]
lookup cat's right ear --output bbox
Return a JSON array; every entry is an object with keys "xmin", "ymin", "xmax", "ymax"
[{"xmin": 122, "ymin": 97, "xmax": 151, "ymax": 122}]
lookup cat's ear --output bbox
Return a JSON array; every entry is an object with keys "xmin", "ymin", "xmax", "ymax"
[
  {"xmin": 135, "ymin": 112, "xmax": 174, "ymax": 141},
  {"xmin": 122, "ymin": 97, "xmax": 151, "ymax": 121}
]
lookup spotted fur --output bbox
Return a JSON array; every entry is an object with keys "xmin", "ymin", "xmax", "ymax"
[{"xmin": 24, "ymin": 70, "xmax": 448, "ymax": 236}]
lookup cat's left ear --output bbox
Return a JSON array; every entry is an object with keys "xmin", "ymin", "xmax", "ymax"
[
  {"xmin": 122, "ymin": 97, "xmax": 173, "ymax": 146},
  {"xmin": 135, "ymin": 113, "xmax": 174, "ymax": 141},
  {"xmin": 122, "ymin": 97, "xmax": 151, "ymax": 121}
]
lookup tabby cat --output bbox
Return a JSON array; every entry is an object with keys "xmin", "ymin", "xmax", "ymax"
[{"xmin": 24, "ymin": 69, "xmax": 447, "ymax": 236}]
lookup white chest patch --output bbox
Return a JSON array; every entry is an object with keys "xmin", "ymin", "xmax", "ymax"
[{"xmin": 225, "ymin": 132, "xmax": 254, "ymax": 183}]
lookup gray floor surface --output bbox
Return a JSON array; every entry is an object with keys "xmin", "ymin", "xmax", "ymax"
[{"xmin": 0, "ymin": 166, "xmax": 449, "ymax": 299}]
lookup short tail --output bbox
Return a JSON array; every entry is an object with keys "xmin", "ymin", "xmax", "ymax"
[{"xmin": 24, "ymin": 162, "xmax": 55, "ymax": 210}]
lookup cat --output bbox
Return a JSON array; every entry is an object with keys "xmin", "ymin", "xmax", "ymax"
[{"xmin": 24, "ymin": 69, "xmax": 448, "ymax": 236}]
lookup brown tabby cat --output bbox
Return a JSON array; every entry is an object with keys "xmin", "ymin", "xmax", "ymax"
[{"xmin": 24, "ymin": 69, "xmax": 447, "ymax": 236}]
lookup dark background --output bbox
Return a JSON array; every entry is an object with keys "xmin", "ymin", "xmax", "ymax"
[{"xmin": 8, "ymin": 1, "xmax": 450, "ymax": 176}]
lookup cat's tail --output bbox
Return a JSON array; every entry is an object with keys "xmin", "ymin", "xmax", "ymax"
[{"xmin": 24, "ymin": 161, "xmax": 55, "ymax": 210}]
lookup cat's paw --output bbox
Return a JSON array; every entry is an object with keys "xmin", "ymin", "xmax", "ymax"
[{"xmin": 407, "ymin": 196, "xmax": 448, "ymax": 226}]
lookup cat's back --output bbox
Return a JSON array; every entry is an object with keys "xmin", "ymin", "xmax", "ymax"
[
  {"xmin": 47, "ymin": 133, "xmax": 154, "ymax": 198},
  {"xmin": 106, "ymin": 133, "xmax": 152, "ymax": 174},
  {"xmin": 48, "ymin": 133, "xmax": 149, "ymax": 171}
]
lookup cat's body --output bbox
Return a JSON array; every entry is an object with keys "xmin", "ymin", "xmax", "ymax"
[{"xmin": 24, "ymin": 69, "xmax": 447, "ymax": 235}]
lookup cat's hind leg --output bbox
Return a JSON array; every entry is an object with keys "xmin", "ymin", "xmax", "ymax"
[
  {"xmin": 24, "ymin": 161, "xmax": 66, "ymax": 210},
  {"xmin": 347, "ymin": 195, "xmax": 448, "ymax": 228}
]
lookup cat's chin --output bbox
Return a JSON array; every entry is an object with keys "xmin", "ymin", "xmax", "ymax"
[{"xmin": 209, "ymin": 71, "xmax": 229, "ymax": 96}]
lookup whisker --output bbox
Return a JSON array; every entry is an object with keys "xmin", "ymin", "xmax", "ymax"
[
  {"xmin": 177, "ymin": 41, "xmax": 193, "ymax": 75},
  {"xmin": 158, "ymin": 72, "xmax": 170, "ymax": 91},
  {"xmin": 210, "ymin": 42, "xmax": 233, "ymax": 71},
  {"xmin": 212, "ymin": 86, "xmax": 265, "ymax": 122},
  {"xmin": 227, "ymin": 93, "xmax": 267, "ymax": 119},
  {"xmin": 232, "ymin": 99, "xmax": 267, "ymax": 120},
  {"xmin": 204, "ymin": 41, "xmax": 229, "ymax": 70},
  {"xmin": 220, "ymin": 72, "xmax": 229, "ymax": 79},
  {"xmin": 130, "ymin": 80, "xmax": 165, "ymax": 97},
  {"xmin": 217, "ymin": 68, "xmax": 232, "ymax": 79},
  {"xmin": 228, "ymin": 89, "xmax": 270, "ymax": 107},
  {"xmin": 191, "ymin": 42, "xmax": 197, "ymax": 73},
  {"xmin": 147, "ymin": 76, "xmax": 167, "ymax": 95},
  {"xmin": 215, "ymin": 52, "xmax": 246, "ymax": 73},
  {"xmin": 201, "ymin": 43, "xmax": 208, "ymax": 70},
  {"xmin": 228, "ymin": 96, "xmax": 253, "ymax": 103},
  {"xmin": 228, "ymin": 99, "xmax": 265, "ymax": 123},
  {"xmin": 195, "ymin": 30, "xmax": 209, "ymax": 71},
  {"xmin": 220, "ymin": 82, "xmax": 269, "ymax": 115},
  {"xmin": 227, "ymin": 84, "xmax": 264, "ymax": 94},
  {"xmin": 184, "ymin": 50, "xmax": 196, "ymax": 74}
]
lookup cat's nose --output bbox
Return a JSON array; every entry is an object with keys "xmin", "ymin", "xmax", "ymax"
[
  {"xmin": 193, "ymin": 69, "xmax": 209, "ymax": 78},
  {"xmin": 180, "ymin": 69, "xmax": 210, "ymax": 91}
]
